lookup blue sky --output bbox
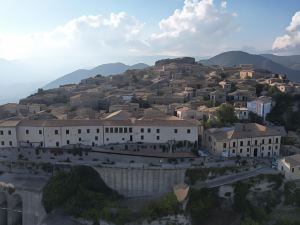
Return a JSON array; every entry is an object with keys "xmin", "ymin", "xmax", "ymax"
[{"xmin": 0, "ymin": 0, "xmax": 300, "ymax": 62}]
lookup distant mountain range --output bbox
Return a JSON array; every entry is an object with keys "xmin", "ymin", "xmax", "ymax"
[
  {"xmin": 44, "ymin": 62, "xmax": 149, "ymax": 89},
  {"xmin": 200, "ymin": 51, "xmax": 300, "ymax": 82}
]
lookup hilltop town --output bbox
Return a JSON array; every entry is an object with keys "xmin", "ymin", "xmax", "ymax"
[{"xmin": 1, "ymin": 57, "xmax": 300, "ymax": 225}]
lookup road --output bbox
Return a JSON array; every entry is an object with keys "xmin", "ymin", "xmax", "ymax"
[{"xmin": 195, "ymin": 167, "xmax": 279, "ymax": 189}]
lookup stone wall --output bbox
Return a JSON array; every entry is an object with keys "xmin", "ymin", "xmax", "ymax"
[{"xmin": 95, "ymin": 165, "xmax": 186, "ymax": 197}]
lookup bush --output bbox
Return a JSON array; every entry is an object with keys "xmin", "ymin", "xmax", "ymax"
[
  {"xmin": 42, "ymin": 166, "xmax": 121, "ymax": 222},
  {"xmin": 142, "ymin": 193, "xmax": 181, "ymax": 220},
  {"xmin": 186, "ymin": 188, "xmax": 219, "ymax": 225}
]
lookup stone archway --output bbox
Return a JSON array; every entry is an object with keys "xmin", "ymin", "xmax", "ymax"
[
  {"xmin": 0, "ymin": 192, "xmax": 7, "ymax": 225},
  {"xmin": 10, "ymin": 194, "xmax": 22, "ymax": 225}
]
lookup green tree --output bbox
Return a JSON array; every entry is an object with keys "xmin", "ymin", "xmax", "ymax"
[
  {"xmin": 42, "ymin": 166, "xmax": 121, "ymax": 222},
  {"xmin": 241, "ymin": 217, "xmax": 260, "ymax": 225},
  {"xmin": 216, "ymin": 104, "xmax": 237, "ymax": 125}
]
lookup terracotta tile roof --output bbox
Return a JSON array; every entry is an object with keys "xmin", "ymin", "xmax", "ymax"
[{"xmin": 207, "ymin": 123, "xmax": 286, "ymax": 141}]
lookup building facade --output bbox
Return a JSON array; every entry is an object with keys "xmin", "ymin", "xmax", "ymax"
[
  {"xmin": 203, "ymin": 123, "xmax": 285, "ymax": 158},
  {"xmin": 0, "ymin": 119, "xmax": 198, "ymax": 149},
  {"xmin": 247, "ymin": 96, "xmax": 273, "ymax": 120},
  {"xmin": 278, "ymin": 154, "xmax": 300, "ymax": 180}
]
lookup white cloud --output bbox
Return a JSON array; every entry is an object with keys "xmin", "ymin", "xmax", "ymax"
[
  {"xmin": 221, "ymin": 0, "xmax": 227, "ymax": 8},
  {"xmin": 272, "ymin": 11, "xmax": 300, "ymax": 52},
  {"xmin": 149, "ymin": 0, "xmax": 239, "ymax": 56},
  {"xmin": 0, "ymin": 12, "xmax": 145, "ymax": 60},
  {"xmin": 0, "ymin": 0, "xmax": 239, "ymax": 60}
]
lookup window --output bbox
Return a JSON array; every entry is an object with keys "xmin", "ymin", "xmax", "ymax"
[
  {"xmin": 78, "ymin": 129, "xmax": 81, "ymax": 134},
  {"xmin": 187, "ymin": 129, "xmax": 191, "ymax": 134},
  {"xmin": 156, "ymin": 129, "xmax": 160, "ymax": 133},
  {"xmin": 119, "ymin": 128, "xmax": 123, "ymax": 133},
  {"xmin": 157, "ymin": 136, "xmax": 160, "ymax": 140},
  {"xmin": 141, "ymin": 128, "xmax": 144, "ymax": 133},
  {"xmin": 1, "ymin": 141, "xmax": 4, "ymax": 146},
  {"xmin": 55, "ymin": 130, "xmax": 59, "ymax": 135},
  {"xmin": 0, "ymin": 130, "xmax": 3, "ymax": 135},
  {"xmin": 26, "ymin": 130, "xmax": 29, "ymax": 134},
  {"xmin": 56, "ymin": 142, "xmax": 59, "ymax": 147},
  {"xmin": 141, "ymin": 135, "xmax": 144, "ymax": 140},
  {"xmin": 105, "ymin": 128, "xmax": 109, "ymax": 133},
  {"xmin": 39, "ymin": 130, "xmax": 42, "ymax": 135},
  {"xmin": 240, "ymin": 141, "xmax": 243, "ymax": 146},
  {"xmin": 240, "ymin": 149, "xmax": 243, "ymax": 153},
  {"xmin": 269, "ymin": 138, "xmax": 272, "ymax": 144},
  {"xmin": 9, "ymin": 141, "xmax": 12, "ymax": 146},
  {"xmin": 40, "ymin": 142, "xmax": 43, "ymax": 147},
  {"xmin": 247, "ymin": 148, "xmax": 250, "ymax": 152},
  {"xmin": 292, "ymin": 168, "xmax": 295, "ymax": 173},
  {"xmin": 87, "ymin": 129, "xmax": 90, "ymax": 134},
  {"xmin": 79, "ymin": 138, "xmax": 82, "ymax": 142},
  {"xmin": 67, "ymin": 140, "xmax": 70, "ymax": 145},
  {"xmin": 97, "ymin": 129, "xmax": 100, "ymax": 133},
  {"xmin": 95, "ymin": 136, "xmax": 98, "ymax": 141},
  {"xmin": 262, "ymin": 139, "xmax": 265, "ymax": 144},
  {"xmin": 275, "ymin": 138, "xmax": 279, "ymax": 143},
  {"xmin": 254, "ymin": 140, "xmax": 257, "ymax": 145},
  {"xmin": 129, "ymin": 128, "xmax": 132, "ymax": 133},
  {"xmin": 262, "ymin": 146, "xmax": 264, "ymax": 150},
  {"xmin": 247, "ymin": 141, "xmax": 250, "ymax": 146},
  {"xmin": 114, "ymin": 128, "xmax": 118, "ymax": 133},
  {"xmin": 148, "ymin": 128, "xmax": 151, "ymax": 133},
  {"xmin": 66, "ymin": 130, "xmax": 69, "ymax": 135},
  {"xmin": 124, "ymin": 128, "xmax": 128, "ymax": 133},
  {"xmin": 174, "ymin": 129, "xmax": 178, "ymax": 134},
  {"xmin": 110, "ymin": 128, "xmax": 113, "ymax": 133},
  {"xmin": 275, "ymin": 145, "xmax": 278, "ymax": 149},
  {"xmin": 232, "ymin": 149, "xmax": 235, "ymax": 154},
  {"xmin": 223, "ymin": 143, "xmax": 226, "ymax": 148},
  {"xmin": 232, "ymin": 142, "xmax": 236, "ymax": 147},
  {"xmin": 8, "ymin": 130, "xmax": 11, "ymax": 135},
  {"xmin": 268, "ymin": 146, "xmax": 271, "ymax": 150}
]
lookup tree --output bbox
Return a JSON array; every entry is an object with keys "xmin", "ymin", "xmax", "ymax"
[
  {"xmin": 241, "ymin": 217, "xmax": 260, "ymax": 225},
  {"xmin": 42, "ymin": 166, "xmax": 121, "ymax": 222},
  {"xmin": 216, "ymin": 104, "xmax": 237, "ymax": 125}
]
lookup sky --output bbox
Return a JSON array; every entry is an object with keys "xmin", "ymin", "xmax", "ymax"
[{"xmin": 0, "ymin": 0, "xmax": 300, "ymax": 91}]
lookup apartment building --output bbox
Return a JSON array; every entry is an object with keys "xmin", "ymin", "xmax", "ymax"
[
  {"xmin": 0, "ymin": 118, "xmax": 198, "ymax": 149},
  {"xmin": 247, "ymin": 96, "xmax": 273, "ymax": 120},
  {"xmin": 203, "ymin": 123, "xmax": 285, "ymax": 158}
]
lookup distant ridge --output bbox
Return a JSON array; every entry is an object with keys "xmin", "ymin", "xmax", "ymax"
[
  {"xmin": 200, "ymin": 51, "xmax": 300, "ymax": 82},
  {"xmin": 44, "ymin": 62, "xmax": 149, "ymax": 89}
]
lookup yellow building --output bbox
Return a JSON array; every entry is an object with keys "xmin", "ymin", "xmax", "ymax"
[{"xmin": 203, "ymin": 123, "xmax": 285, "ymax": 158}]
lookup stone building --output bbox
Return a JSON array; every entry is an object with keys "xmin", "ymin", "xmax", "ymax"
[{"xmin": 203, "ymin": 123, "xmax": 285, "ymax": 158}]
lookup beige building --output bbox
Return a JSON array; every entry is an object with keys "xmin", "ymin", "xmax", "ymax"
[
  {"xmin": 219, "ymin": 80, "xmax": 232, "ymax": 92},
  {"xmin": 278, "ymin": 154, "xmax": 300, "ymax": 180},
  {"xmin": 240, "ymin": 70, "xmax": 255, "ymax": 79},
  {"xmin": 175, "ymin": 107, "xmax": 203, "ymax": 120},
  {"xmin": 234, "ymin": 107, "xmax": 249, "ymax": 120},
  {"xmin": 203, "ymin": 123, "xmax": 285, "ymax": 158}
]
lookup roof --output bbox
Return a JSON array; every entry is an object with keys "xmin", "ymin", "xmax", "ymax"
[
  {"xmin": 0, "ymin": 120, "xmax": 21, "ymax": 127},
  {"xmin": 1, "ymin": 118, "xmax": 197, "ymax": 128},
  {"xmin": 206, "ymin": 123, "xmax": 286, "ymax": 141},
  {"xmin": 285, "ymin": 154, "xmax": 300, "ymax": 167},
  {"xmin": 251, "ymin": 96, "xmax": 272, "ymax": 104},
  {"xmin": 103, "ymin": 110, "xmax": 132, "ymax": 120}
]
